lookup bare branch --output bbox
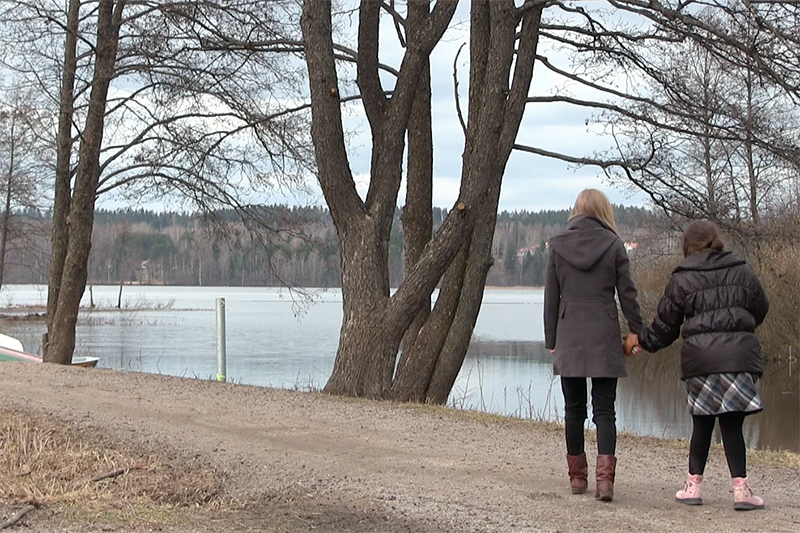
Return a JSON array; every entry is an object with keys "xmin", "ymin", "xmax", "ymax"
[
  {"xmin": 357, "ymin": 0, "xmax": 385, "ymax": 129},
  {"xmin": 382, "ymin": 0, "xmax": 406, "ymax": 47},
  {"xmin": 452, "ymin": 43, "xmax": 467, "ymax": 136}
]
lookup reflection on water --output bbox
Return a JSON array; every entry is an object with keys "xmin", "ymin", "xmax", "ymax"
[
  {"xmin": 1, "ymin": 285, "xmax": 797, "ymax": 452},
  {"xmin": 623, "ymin": 346, "xmax": 800, "ymax": 452},
  {"xmin": 453, "ymin": 341, "xmax": 560, "ymax": 420}
]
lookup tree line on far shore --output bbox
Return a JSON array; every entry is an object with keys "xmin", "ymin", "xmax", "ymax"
[{"xmin": 0, "ymin": 203, "xmax": 656, "ymax": 290}]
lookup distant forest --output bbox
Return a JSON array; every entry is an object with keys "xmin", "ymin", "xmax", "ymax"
[{"xmin": 3, "ymin": 204, "xmax": 656, "ymax": 288}]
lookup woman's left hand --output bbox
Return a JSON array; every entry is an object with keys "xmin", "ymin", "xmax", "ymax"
[{"xmin": 623, "ymin": 334, "xmax": 641, "ymax": 356}]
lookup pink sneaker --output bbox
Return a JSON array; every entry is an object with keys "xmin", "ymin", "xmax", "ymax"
[
  {"xmin": 675, "ymin": 473, "xmax": 703, "ymax": 505},
  {"xmin": 733, "ymin": 477, "xmax": 765, "ymax": 511}
]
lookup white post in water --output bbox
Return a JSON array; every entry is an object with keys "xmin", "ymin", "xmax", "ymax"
[{"xmin": 216, "ymin": 298, "xmax": 226, "ymax": 382}]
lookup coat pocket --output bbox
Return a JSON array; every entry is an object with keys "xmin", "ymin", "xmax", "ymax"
[
  {"xmin": 559, "ymin": 301, "xmax": 567, "ymax": 318},
  {"xmin": 606, "ymin": 303, "xmax": 618, "ymax": 319}
]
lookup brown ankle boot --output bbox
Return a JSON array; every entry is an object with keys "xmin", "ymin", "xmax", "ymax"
[
  {"xmin": 594, "ymin": 455, "xmax": 616, "ymax": 502},
  {"xmin": 566, "ymin": 453, "xmax": 588, "ymax": 494}
]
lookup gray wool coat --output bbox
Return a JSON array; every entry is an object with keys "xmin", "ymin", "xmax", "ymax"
[{"xmin": 544, "ymin": 215, "xmax": 643, "ymax": 378}]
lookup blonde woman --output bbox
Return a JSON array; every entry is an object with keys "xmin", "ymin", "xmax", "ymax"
[{"xmin": 544, "ymin": 189, "xmax": 643, "ymax": 501}]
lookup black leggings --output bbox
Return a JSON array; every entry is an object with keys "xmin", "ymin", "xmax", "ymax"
[
  {"xmin": 689, "ymin": 412, "xmax": 747, "ymax": 478},
  {"xmin": 561, "ymin": 377, "xmax": 617, "ymax": 456}
]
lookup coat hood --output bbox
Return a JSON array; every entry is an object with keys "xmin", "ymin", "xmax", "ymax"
[
  {"xmin": 548, "ymin": 215, "xmax": 619, "ymax": 271},
  {"xmin": 674, "ymin": 249, "xmax": 745, "ymax": 273}
]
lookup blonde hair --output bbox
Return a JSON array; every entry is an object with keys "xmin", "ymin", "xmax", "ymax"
[{"xmin": 569, "ymin": 189, "xmax": 617, "ymax": 233}]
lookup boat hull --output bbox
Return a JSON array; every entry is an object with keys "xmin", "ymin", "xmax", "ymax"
[{"xmin": 0, "ymin": 346, "xmax": 99, "ymax": 367}]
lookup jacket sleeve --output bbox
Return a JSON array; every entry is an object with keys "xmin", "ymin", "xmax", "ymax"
[
  {"xmin": 638, "ymin": 275, "xmax": 684, "ymax": 353},
  {"xmin": 544, "ymin": 249, "xmax": 560, "ymax": 350},
  {"xmin": 615, "ymin": 242, "xmax": 643, "ymax": 335},
  {"xmin": 746, "ymin": 266, "xmax": 769, "ymax": 326}
]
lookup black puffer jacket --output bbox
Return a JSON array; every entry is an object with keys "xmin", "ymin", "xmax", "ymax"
[{"xmin": 638, "ymin": 249, "xmax": 769, "ymax": 379}]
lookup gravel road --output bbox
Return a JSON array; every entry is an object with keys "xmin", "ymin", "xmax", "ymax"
[{"xmin": 1, "ymin": 363, "xmax": 798, "ymax": 532}]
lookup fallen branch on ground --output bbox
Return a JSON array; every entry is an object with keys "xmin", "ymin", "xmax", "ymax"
[
  {"xmin": 90, "ymin": 463, "xmax": 148, "ymax": 483},
  {"xmin": 0, "ymin": 505, "xmax": 35, "ymax": 529}
]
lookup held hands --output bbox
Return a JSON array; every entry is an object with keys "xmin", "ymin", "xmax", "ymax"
[{"xmin": 623, "ymin": 333, "xmax": 642, "ymax": 357}]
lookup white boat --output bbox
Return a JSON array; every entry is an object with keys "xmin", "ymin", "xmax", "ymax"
[
  {"xmin": 0, "ymin": 333, "xmax": 99, "ymax": 367},
  {"xmin": 0, "ymin": 332, "xmax": 24, "ymax": 352}
]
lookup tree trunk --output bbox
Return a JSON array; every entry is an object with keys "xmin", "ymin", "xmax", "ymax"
[
  {"xmin": 395, "ymin": 2, "xmax": 544, "ymax": 404},
  {"xmin": 701, "ymin": 70, "xmax": 717, "ymax": 220},
  {"xmin": 399, "ymin": 0, "xmax": 433, "ymax": 356},
  {"xmin": 45, "ymin": 0, "xmax": 80, "ymax": 358},
  {"xmin": 323, "ymin": 220, "xmax": 397, "ymax": 397},
  {"xmin": 392, "ymin": 243, "xmax": 468, "ymax": 401},
  {"xmin": 426, "ymin": 4, "xmax": 544, "ymax": 403},
  {"xmin": 46, "ymin": 0, "xmax": 125, "ymax": 365},
  {"xmin": 394, "ymin": 167, "xmax": 502, "ymax": 405},
  {"xmin": 744, "ymin": 69, "xmax": 759, "ymax": 225},
  {"xmin": 303, "ymin": 0, "xmax": 447, "ymax": 397},
  {"xmin": 426, "ymin": 188, "xmax": 500, "ymax": 404},
  {"xmin": 117, "ymin": 226, "xmax": 126, "ymax": 308},
  {"xmin": 394, "ymin": 0, "xmax": 496, "ymax": 403},
  {"xmin": 0, "ymin": 114, "xmax": 15, "ymax": 290}
]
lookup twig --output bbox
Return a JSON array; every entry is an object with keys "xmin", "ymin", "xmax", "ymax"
[
  {"xmin": 0, "ymin": 505, "xmax": 35, "ymax": 529},
  {"xmin": 91, "ymin": 467, "xmax": 127, "ymax": 482},
  {"xmin": 452, "ymin": 43, "xmax": 467, "ymax": 136},
  {"xmin": 126, "ymin": 502, "xmax": 143, "ymax": 522},
  {"xmin": 90, "ymin": 463, "xmax": 146, "ymax": 483}
]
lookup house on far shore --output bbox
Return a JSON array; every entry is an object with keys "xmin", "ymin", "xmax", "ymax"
[{"xmin": 516, "ymin": 244, "xmax": 540, "ymax": 258}]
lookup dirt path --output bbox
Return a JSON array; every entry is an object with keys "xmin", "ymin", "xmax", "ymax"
[{"xmin": 1, "ymin": 363, "xmax": 799, "ymax": 533}]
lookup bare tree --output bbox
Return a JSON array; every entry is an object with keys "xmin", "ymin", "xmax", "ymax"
[
  {"xmin": 507, "ymin": 0, "xmax": 800, "ymax": 362},
  {"xmin": 0, "ymin": 88, "xmax": 53, "ymax": 291},
  {"xmin": 44, "ymin": 0, "xmax": 126, "ymax": 363},
  {"xmin": 394, "ymin": 1, "xmax": 545, "ymax": 404},
  {"xmin": 1, "ymin": 0, "xmax": 316, "ymax": 363},
  {"xmin": 512, "ymin": 1, "xmax": 800, "ymax": 232},
  {"xmin": 302, "ymin": 0, "xmax": 545, "ymax": 399},
  {"xmin": 397, "ymin": 0, "xmax": 434, "ymax": 358},
  {"xmin": 596, "ymin": 16, "xmax": 798, "ymax": 227},
  {"xmin": 114, "ymin": 222, "xmax": 131, "ymax": 308}
]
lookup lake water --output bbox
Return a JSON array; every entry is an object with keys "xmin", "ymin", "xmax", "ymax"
[{"xmin": 1, "ymin": 284, "xmax": 798, "ymax": 453}]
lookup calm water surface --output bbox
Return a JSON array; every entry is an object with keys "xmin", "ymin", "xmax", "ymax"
[{"xmin": 1, "ymin": 284, "xmax": 797, "ymax": 452}]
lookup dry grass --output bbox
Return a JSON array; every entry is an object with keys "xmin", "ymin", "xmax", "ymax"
[
  {"xmin": 629, "ymin": 253, "xmax": 679, "ymax": 320},
  {"xmin": 0, "ymin": 409, "xmax": 227, "ymax": 526},
  {"xmin": 747, "ymin": 447, "xmax": 800, "ymax": 469},
  {"xmin": 748, "ymin": 243, "xmax": 800, "ymax": 360}
]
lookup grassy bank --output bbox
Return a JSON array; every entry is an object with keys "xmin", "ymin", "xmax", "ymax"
[{"xmin": 0, "ymin": 409, "xmax": 226, "ymax": 528}]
